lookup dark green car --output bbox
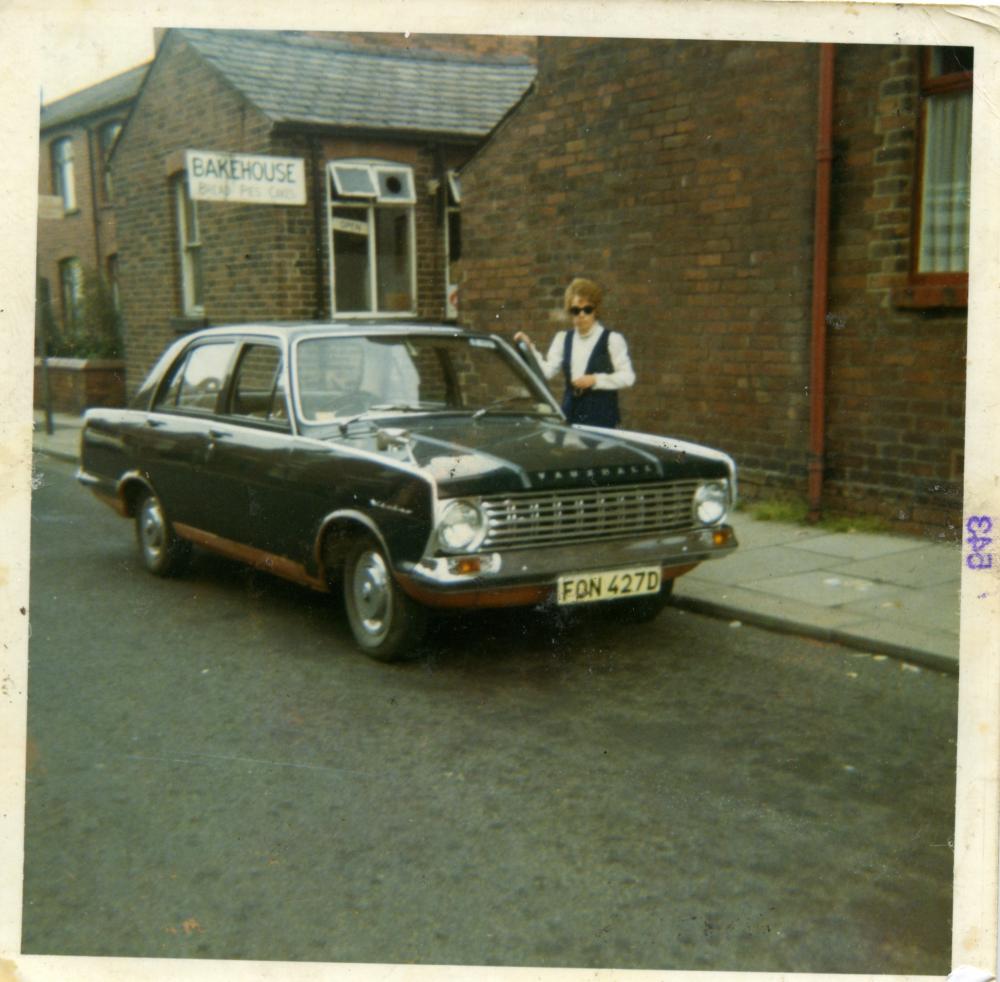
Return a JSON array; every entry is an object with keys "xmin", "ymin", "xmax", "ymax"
[{"xmin": 78, "ymin": 323, "xmax": 738, "ymax": 660}]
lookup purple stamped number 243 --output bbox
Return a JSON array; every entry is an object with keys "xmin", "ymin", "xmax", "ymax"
[{"xmin": 966, "ymin": 515, "xmax": 993, "ymax": 570}]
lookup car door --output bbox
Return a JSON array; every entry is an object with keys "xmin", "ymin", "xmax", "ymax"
[
  {"xmin": 204, "ymin": 339, "xmax": 296, "ymax": 554},
  {"xmin": 141, "ymin": 338, "xmax": 239, "ymax": 529}
]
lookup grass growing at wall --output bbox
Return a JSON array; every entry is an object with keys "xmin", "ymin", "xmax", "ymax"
[{"xmin": 738, "ymin": 497, "xmax": 893, "ymax": 535}]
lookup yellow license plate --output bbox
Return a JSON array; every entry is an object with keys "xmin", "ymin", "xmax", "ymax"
[{"xmin": 556, "ymin": 566, "xmax": 661, "ymax": 606}]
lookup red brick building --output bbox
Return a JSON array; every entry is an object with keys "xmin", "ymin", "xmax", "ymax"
[
  {"xmin": 457, "ymin": 38, "xmax": 970, "ymax": 534},
  {"xmin": 110, "ymin": 29, "xmax": 536, "ymax": 391},
  {"xmin": 37, "ymin": 63, "xmax": 148, "ymax": 347}
]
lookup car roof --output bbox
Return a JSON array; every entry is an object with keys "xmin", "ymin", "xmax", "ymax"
[{"xmin": 189, "ymin": 321, "xmax": 488, "ymax": 343}]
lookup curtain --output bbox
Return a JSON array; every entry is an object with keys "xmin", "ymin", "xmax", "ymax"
[{"xmin": 919, "ymin": 91, "xmax": 972, "ymax": 273}]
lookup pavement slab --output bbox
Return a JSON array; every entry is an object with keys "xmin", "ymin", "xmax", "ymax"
[
  {"xmin": 838, "ymin": 582, "xmax": 962, "ymax": 637},
  {"xmin": 785, "ymin": 531, "xmax": 928, "ymax": 561},
  {"xmin": 687, "ymin": 544, "xmax": 833, "ymax": 584},
  {"xmin": 830, "ymin": 545, "xmax": 962, "ymax": 590},
  {"xmin": 733, "ymin": 569, "xmax": 905, "ymax": 609},
  {"xmin": 672, "ymin": 580, "xmax": 871, "ymax": 633},
  {"xmin": 728, "ymin": 517, "xmax": 827, "ymax": 551}
]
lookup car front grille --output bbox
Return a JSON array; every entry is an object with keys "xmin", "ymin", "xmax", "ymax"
[{"xmin": 480, "ymin": 480, "xmax": 701, "ymax": 550}]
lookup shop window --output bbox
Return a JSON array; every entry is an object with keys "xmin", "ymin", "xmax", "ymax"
[
  {"xmin": 58, "ymin": 257, "xmax": 84, "ymax": 330},
  {"xmin": 905, "ymin": 46, "xmax": 973, "ymax": 306},
  {"xmin": 172, "ymin": 173, "xmax": 204, "ymax": 317},
  {"xmin": 327, "ymin": 160, "xmax": 416, "ymax": 316},
  {"xmin": 98, "ymin": 120, "xmax": 123, "ymax": 200},
  {"xmin": 51, "ymin": 137, "xmax": 76, "ymax": 212}
]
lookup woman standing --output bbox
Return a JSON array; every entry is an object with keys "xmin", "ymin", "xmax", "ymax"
[{"xmin": 515, "ymin": 277, "xmax": 635, "ymax": 427}]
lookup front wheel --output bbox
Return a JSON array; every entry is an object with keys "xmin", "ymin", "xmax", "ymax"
[
  {"xmin": 343, "ymin": 539, "xmax": 427, "ymax": 661},
  {"xmin": 135, "ymin": 490, "xmax": 191, "ymax": 576}
]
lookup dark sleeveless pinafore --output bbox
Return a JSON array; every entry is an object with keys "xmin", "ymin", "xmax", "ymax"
[{"xmin": 561, "ymin": 327, "xmax": 621, "ymax": 427}]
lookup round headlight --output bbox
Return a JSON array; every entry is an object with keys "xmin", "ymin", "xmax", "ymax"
[
  {"xmin": 437, "ymin": 499, "xmax": 486, "ymax": 553},
  {"xmin": 694, "ymin": 481, "xmax": 729, "ymax": 525}
]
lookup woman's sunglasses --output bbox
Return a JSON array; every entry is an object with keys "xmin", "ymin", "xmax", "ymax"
[{"xmin": 570, "ymin": 305, "xmax": 595, "ymax": 316}]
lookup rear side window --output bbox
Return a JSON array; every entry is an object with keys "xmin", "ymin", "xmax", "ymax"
[
  {"xmin": 229, "ymin": 343, "xmax": 290, "ymax": 427},
  {"xmin": 155, "ymin": 341, "xmax": 236, "ymax": 413}
]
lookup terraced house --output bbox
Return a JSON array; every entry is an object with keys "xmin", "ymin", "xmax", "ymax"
[
  {"xmin": 457, "ymin": 38, "xmax": 973, "ymax": 534},
  {"xmin": 37, "ymin": 63, "xmax": 148, "ymax": 348},
  {"xmin": 108, "ymin": 29, "xmax": 536, "ymax": 389}
]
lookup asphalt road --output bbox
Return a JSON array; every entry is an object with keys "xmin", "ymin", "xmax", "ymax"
[{"xmin": 21, "ymin": 455, "xmax": 958, "ymax": 972}]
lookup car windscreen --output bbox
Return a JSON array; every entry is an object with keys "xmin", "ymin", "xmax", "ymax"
[{"xmin": 293, "ymin": 334, "xmax": 557, "ymax": 424}]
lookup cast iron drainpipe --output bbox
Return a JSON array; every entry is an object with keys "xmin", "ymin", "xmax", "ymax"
[{"xmin": 807, "ymin": 43, "xmax": 836, "ymax": 523}]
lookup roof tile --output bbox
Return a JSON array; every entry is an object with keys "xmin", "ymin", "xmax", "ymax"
[{"xmin": 176, "ymin": 29, "xmax": 535, "ymax": 137}]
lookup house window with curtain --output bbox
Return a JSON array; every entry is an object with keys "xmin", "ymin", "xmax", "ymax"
[
  {"xmin": 59, "ymin": 257, "xmax": 84, "ymax": 331},
  {"xmin": 98, "ymin": 120, "xmax": 123, "ymax": 201},
  {"xmin": 172, "ymin": 173, "xmax": 204, "ymax": 317},
  {"xmin": 51, "ymin": 137, "xmax": 77, "ymax": 213},
  {"xmin": 915, "ymin": 46, "xmax": 972, "ymax": 281},
  {"xmin": 444, "ymin": 170, "xmax": 461, "ymax": 319},
  {"xmin": 107, "ymin": 253, "xmax": 122, "ymax": 316},
  {"xmin": 326, "ymin": 160, "xmax": 416, "ymax": 316}
]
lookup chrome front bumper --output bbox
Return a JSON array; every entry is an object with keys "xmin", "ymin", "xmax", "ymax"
[{"xmin": 400, "ymin": 524, "xmax": 737, "ymax": 589}]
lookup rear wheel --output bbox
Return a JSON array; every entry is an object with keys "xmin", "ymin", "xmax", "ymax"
[
  {"xmin": 343, "ymin": 538, "xmax": 427, "ymax": 661},
  {"xmin": 135, "ymin": 490, "xmax": 191, "ymax": 576}
]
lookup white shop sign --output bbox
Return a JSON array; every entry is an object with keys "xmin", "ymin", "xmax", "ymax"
[
  {"xmin": 331, "ymin": 216, "xmax": 369, "ymax": 236},
  {"xmin": 185, "ymin": 150, "xmax": 306, "ymax": 205}
]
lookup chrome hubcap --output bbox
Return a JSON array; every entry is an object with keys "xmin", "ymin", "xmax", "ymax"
[
  {"xmin": 352, "ymin": 550, "xmax": 391, "ymax": 639},
  {"xmin": 140, "ymin": 498, "xmax": 166, "ymax": 562}
]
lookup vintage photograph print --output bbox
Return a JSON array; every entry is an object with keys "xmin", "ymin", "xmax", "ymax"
[{"xmin": 3, "ymin": 2, "xmax": 999, "ymax": 981}]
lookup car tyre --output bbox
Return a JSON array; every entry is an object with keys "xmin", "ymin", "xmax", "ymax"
[
  {"xmin": 135, "ymin": 489, "xmax": 191, "ymax": 577},
  {"xmin": 343, "ymin": 538, "xmax": 427, "ymax": 661}
]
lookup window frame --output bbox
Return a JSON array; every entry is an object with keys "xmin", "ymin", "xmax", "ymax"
[
  {"xmin": 444, "ymin": 170, "xmax": 462, "ymax": 320},
  {"xmin": 222, "ymin": 340, "xmax": 292, "ymax": 432},
  {"xmin": 325, "ymin": 159, "xmax": 417, "ymax": 319},
  {"xmin": 906, "ymin": 45, "xmax": 973, "ymax": 307},
  {"xmin": 98, "ymin": 120, "xmax": 123, "ymax": 201},
  {"xmin": 58, "ymin": 257, "xmax": 84, "ymax": 331},
  {"xmin": 152, "ymin": 339, "xmax": 238, "ymax": 417},
  {"xmin": 172, "ymin": 172, "xmax": 205, "ymax": 318},
  {"xmin": 107, "ymin": 253, "xmax": 121, "ymax": 316},
  {"xmin": 51, "ymin": 136, "xmax": 77, "ymax": 213}
]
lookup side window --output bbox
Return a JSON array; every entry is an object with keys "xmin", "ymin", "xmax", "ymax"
[
  {"xmin": 154, "ymin": 342, "xmax": 235, "ymax": 413},
  {"xmin": 229, "ymin": 344, "xmax": 289, "ymax": 427},
  {"xmin": 51, "ymin": 137, "xmax": 76, "ymax": 212},
  {"xmin": 172, "ymin": 172, "xmax": 204, "ymax": 316},
  {"xmin": 444, "ymin": 170, "xmax": 461, "ymax": 319},
  {"xmin": 58, "ymin": 257, "xmax": 84, "ymax": 330},
  {"xmin": 98, "ymin": 121, "xmax": 123, "ymax": 201},
  {"xmin": 916, "ymin": 46, "xmax": 972, "ymax": 277}
]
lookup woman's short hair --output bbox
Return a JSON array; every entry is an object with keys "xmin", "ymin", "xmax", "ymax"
[{"xmin": 563, "ymin": 277, "xmax": 603, "ymax": 311}]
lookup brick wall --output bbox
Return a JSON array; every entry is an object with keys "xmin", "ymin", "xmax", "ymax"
[
  {"xmin": 33, "ymin": 358, "xmax": 126, "ymax": 413},
  {"xmin": 823, "ymin": 44, "xmax": 966, "ymax": 532},
  {"xmin": 459, "ymin": 37, "xmax": 966, "ymax": 534}
]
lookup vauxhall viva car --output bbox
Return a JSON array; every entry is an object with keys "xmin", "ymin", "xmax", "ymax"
[{"xmin": 78, "ymin": 323, "xmax": 738, "ymax": 660}]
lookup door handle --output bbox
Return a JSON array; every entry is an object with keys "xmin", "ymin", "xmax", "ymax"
[
  {"xmin": 208, "ymin": 429, "xmax": 232, "ymax": 440},
  {"xmin": 145, "ymin": 418, "xmax": 165, "ymax": 428}
]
